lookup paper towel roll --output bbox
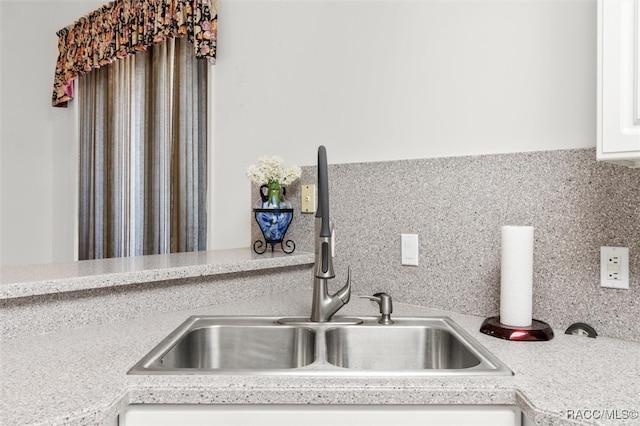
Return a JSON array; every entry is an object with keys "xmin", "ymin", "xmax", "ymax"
[{"xmin": 500, "ymin": 226, "xmax": 534, "ymax": 327}]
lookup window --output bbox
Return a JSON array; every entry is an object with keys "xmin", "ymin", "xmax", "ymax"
[{"xmin": 77, "ymin": 37, "xmax": 208, "ymax": 260}]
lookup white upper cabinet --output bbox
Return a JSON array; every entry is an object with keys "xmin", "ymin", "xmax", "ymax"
[{"xmin": 597, "ymin": 0, "xmax": 640, "ymax": 167}]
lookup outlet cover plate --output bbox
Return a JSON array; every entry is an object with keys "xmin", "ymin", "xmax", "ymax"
[{"xmin": 600, "ymin": 246, "xmax": 629, "ymax": 289}]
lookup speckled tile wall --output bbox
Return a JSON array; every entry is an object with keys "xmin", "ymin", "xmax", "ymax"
[{"xmin": 256, "ymin": 148, "xmax": 640, "ymax": 341}]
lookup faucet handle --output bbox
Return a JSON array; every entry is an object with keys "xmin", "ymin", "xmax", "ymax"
[{"xmin": 359, "ymin": 292, "xmax": 394, "ymax": 325}]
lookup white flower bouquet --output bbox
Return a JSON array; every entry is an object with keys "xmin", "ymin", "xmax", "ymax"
[{"xmin": 246, "ymin": 155, "xmax": 302, "ymax": 186}]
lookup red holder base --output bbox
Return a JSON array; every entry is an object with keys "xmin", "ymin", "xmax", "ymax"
[{"xmin": 480, "ymin": 316, "xmax": 554, "ymax": 341}]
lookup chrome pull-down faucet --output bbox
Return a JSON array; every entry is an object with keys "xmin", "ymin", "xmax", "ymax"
[{"xmin": 310, "ymin": 146, "xmax": 352, "ymax": 322}]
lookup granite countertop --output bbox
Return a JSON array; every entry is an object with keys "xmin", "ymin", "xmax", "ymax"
[
  {"xmin": 0, "ymin": 249, "xmax": 315, "ymax": 299},
  {"xmin": 2, "ymin": 290, "xmax": 640, "ymax": 426}
]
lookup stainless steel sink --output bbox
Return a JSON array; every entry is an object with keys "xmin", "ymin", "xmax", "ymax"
[
  {"xmin": 161, "ymin": 325, "xmax": 315, "ymax": 369},
  {"xmin": 129, "ymin": 316, "xmax": 512, "ymax": 376},
  {"xmin": 130, "ymin": 317, "xmax": 315, "ymax": 372},
  {"xmin": 324, "ymin": 319, "xmax": 503, "ymax": 373}
]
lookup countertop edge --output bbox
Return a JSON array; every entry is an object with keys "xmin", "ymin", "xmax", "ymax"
[
  {"xmin": 83, "ymin": 381, "xmax": 578, "ymax": 426},
  {"xmin": 0, "ymin": 249, "xmax": 315, "ymax": 300}
]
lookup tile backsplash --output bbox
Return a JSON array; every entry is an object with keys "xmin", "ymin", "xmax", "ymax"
[{"xmin": 253, "ymin": 148, "xmax": 640, "ymax": 341}]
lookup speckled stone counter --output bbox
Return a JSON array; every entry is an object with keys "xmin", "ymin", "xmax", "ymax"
[
  {"xmin": 0, "ymin": 249, "xmax": 315, "ymax": 339},
  {"xmin": 2, "ymin": 289, "xmax": 639, "ymax": 426},
  {"xmin": 0, "ymin": 249, "xmax": 315, "ymax": 299}
]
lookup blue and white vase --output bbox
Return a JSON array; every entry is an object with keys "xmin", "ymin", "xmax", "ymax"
[{"xmin": 253, "ymin": 182, "xmax": 295, "ymax": 254}]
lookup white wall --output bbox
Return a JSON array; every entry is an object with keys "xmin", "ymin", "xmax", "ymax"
[
  {"xmin": 0, "ymin": 0, "xmax": 103, "ymax": 267},
  {"xmin": 0, "ymin": 0, "xmax": 596, "ymax": 265},
  {"xmin": 212, "ymin": 0, "xmax": 596, "ymax": 249}
]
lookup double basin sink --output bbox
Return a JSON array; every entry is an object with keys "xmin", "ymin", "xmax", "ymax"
[{"xmin": 129, "ymin": 316, "xmax": 512, "ymax": 376}]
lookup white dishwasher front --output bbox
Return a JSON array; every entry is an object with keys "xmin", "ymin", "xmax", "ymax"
[{"xmin": 121, "ymin": 404, "xmax": 521, "ymax": 426}]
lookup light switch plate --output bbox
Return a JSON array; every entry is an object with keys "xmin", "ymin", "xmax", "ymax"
[
  {"xmin": 600, "ymin": 246, "xmax": 629, "ymax": 289},
  {"xmin": 401, "ymin": 234, "xmax": 419, "ymax": 266},
  {"xmin": 301, "ymin": 185, "xmax": 316, "ymax": 213}
]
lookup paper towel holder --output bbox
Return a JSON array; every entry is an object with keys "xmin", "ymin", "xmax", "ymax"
[{"xmin": 480, "ymin": 316, "xmax": 554, "ymax": 341}]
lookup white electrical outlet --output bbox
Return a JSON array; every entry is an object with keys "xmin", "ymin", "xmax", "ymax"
[
  {"xmin": 401, "ymin": 234, "xmax": 419, "ymax": 266},
  {"xmin": 600, "ymin": 246, "xmax": 629, "ymax": 289}
]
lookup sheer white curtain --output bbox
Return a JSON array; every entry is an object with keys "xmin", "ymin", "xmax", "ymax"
[{"xmin": 78, "ymin": 37, "xmax": 208, "ymax": 260}]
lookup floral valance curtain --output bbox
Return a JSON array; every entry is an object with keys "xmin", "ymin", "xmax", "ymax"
[{"xmin": 52, "ymin": 0, "xmax": 216, "ymax": 107}]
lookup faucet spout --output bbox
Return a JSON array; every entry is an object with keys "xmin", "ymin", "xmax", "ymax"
[{"xmin": 310, "ymin": 146, "xmax": 352, "ymax": 322}]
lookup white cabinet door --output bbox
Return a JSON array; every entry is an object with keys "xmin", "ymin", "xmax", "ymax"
[
  {"xmin": 597, "ymin": 0, "xmax": 640, "ymax": 167},
  {"xmin": 121, "ymin": 405, "xmax": 520, "ymax": 426}
]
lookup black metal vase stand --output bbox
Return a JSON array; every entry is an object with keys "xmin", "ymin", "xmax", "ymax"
[{"xmin": 253, "ymin": 208, "xmax": 295, "ymax": 254}]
